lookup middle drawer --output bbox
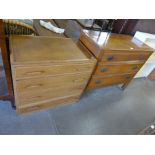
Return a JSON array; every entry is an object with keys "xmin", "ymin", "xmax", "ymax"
[
  {"xmin": 94, "ymin": 62, "xmax": 143, "ymax": 76},
  {"xmin": 15, "ymin": 72, "xmax": 90, "ymax": 94},
  {"xmin": 14, "ymin": 63, "xmax": 94, "ymax": 79}
]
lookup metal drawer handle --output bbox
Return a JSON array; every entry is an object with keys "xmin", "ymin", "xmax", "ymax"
[
  {"xmin": 107, "ymin": 56, "xmax": 114, "ymax": 61},
  {"xmin": 100, "ymin": 68, "xmax": 108, "ymax": 72},
  {"xmin": 95, "ymin": 80, "xmax": 101, "ymax": 84}
]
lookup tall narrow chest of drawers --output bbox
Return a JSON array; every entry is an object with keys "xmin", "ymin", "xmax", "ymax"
[
  {"xmin": 10, "ymin": 36, "xmax": 96, "ymax": 114},
  {"xmin": 80, "ymin": 30, "xmax": 153, "ymax": 90}
]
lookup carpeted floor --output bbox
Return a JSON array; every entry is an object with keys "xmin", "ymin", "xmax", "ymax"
[{"xmin": 0, "ymin": 78, "xmax": 155, "ymax": 135}]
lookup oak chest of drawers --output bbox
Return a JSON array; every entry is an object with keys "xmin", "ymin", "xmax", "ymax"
[
  {"xmin": 80, "ymin": 30, "xmax": 153, "ymax": 90},
  {"xmin": 10, "ymin": 36, "xmax": 96, "ymax": 114}
]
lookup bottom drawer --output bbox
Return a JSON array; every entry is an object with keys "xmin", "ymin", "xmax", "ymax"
[
  {"xmin": 16, "ymin": 84, "xmax": 84, "ymax": 107},
  {"xmin": 87, "ymin": 74, "xmax": 134, "ymax": 90},
  {"xmin": 16, "ymin": 95, "xmax": 80, "ymax": 114}
]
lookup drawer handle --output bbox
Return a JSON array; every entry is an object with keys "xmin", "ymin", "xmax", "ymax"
[
  {"xmin": 25, "ymin": 71, "xmax": 44, "ymax": 76},
  {"xmin": 107, "ymin": 56, "xmax": 114, "ymax": 61},
  {"xmin": 25, "ymin": 84, "xmax": 43, "ymax": 89},
  {"xmin": 100, "ymin": 68, "xmax": 108, "ymax": 72},
  {"xmin": 95, "ymin": 80, "xmax": 101, "ymax": 84}
]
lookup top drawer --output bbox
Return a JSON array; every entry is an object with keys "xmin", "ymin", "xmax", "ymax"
[
  {"xmin": 13, "ymin": 63, "xmax": 94, "ymax": 79},
  {"xmin": 101, "ymin": 51, "xmax": 151, "ymax": 62}
]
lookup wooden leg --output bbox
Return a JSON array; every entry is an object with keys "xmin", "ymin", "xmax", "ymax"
[
  {"xmin": 1, "ymin": 39, "xmax": 14, "ymax": 96},
  {"xmin": 0, "ymin": 20, "xmax": 15, "ymax": 108},
  {"xmin": 10, "ymin": 96, "xmax": 16, "ymax": 109},
  {"xmin": 121, "ymin": 76, "xmax": 134, "ymax": 90},
  {"xmin": 121, "ymin": 81, "xmax": 130, "ymax": 90},
  {"xmin": 121, "ymin": 71, "xmax": 141, "ymax": 90}
]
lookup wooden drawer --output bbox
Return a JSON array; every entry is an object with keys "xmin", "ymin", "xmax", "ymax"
[
  {"xmin": 15, "ymin": 72, "xmax": 90, "ymax": 94},
  {"xmin": 16, "ymin": 95, "xmax": 80, "ymax": 114},
  {"xmin": 94, "ymin": 62, "xmax": 143, "ymax": 76},
  {"xmin": 101, "ymin": 52, "xmax": 151, "ymax": 62},
  {"xmin": 14, "ymin": 63, "xmax": 94, "ymax": 79},
  {"xmin": 87, "ymin": 74, "xmax": 134, "ymax": 90},
  {"xmin": 16, "ymin": 84, "xmax": 84, "ymax": 107}
]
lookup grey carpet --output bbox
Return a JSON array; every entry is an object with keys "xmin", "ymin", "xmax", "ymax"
[{"xmin": 0, "ymin": 78, "xmax": 155, "ymax": 135}]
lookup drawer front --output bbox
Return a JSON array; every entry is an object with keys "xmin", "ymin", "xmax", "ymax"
[
  {"xmin": 101, "ymin": 52, "xmax": 151, "ymax": 62},
  {"xmin": 16, "ymin": 84, "xmax": 84, "ymax": 106},
  {"xmin": 14, "ymin": 63, "xmax": 94, "ymax": 79},
  {"xmin": 87, "ymin": 74, "xmax": 134, "ymax": 90},
  {"xmin": 15, "ymin": 72, "xmax": 90, "ymax": 94},
  {"xmin": 16, "ymin": 95, "xmax": 79, "ymax": 114},
  {"xmin": 95, "ymin": 63, "xmax": 143, "ymax": 76}
]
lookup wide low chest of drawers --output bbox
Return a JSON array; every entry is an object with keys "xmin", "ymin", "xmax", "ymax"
[
  {"xmin": 10, "ymin": 36, "xmax": 96, "ymax": 114},
  {"xmin": 80, "ymin": 30, "xmax": 153, "ymax": 90}
]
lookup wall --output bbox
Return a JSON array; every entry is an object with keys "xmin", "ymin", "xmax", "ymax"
[{"xmin": 132, "ymin": 19, "xmax": 155, "ymax": 35}]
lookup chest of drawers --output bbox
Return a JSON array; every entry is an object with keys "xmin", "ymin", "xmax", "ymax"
[
  {"xmin": 10, "ymin": 36, "xmax": 96, "ymax": 114},
  {"xmin": 80, "ymin": 30, "xmax": 153, "ymax": 90}
]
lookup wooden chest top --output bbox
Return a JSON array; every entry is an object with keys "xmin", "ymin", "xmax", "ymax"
[
  {"xmin": 81, "ymin": 30, "xmax": 153, "ymax": 52},
  {"xmin": 10, "ymin": 36, "xmax": 91, "ymax": 65}
]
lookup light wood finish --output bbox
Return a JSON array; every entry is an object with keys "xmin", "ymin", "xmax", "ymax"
[
  {"xmin": 80, "ymin": 30, "xmax": 153, "ymax": 90},
  {"xmin": 17, "ymin": 95, "xmax": 79, "ymax": 114},
  {"xmin": 14, "ymin": 63, "xmax": 93, "ymax": 79},
  {"xmin": 10, "ymin": 36, "xmax": 90, "ymax": 64},
  {"xmin": 17, "ymin": 85, "xmax": 83, "ymax": 107},
  {"xmin": 101, "ymin": 51, "xmax": 151, "ymax": 62},
  {"xmin": 15, "ymin": 72, "xmax": 90, "ymax": 94},
  {"xmin": 87, "ymin": 73, "xmax": 134, "ymax": 90},
  {"xmin": 81, "ymin": 30, "xmax": 153, "ymax": 52},
  {"xmin": 80, "ymin": 33, "xmax": 101, "ymax": 58},
  {"xmin": 10, "ymin": 36, "xmax": 96, "ymax": 114},
  {"xmin": 80, "ymin": 30, "xmax": 152, "ymax": 60},
  {"xmin": 94, "ymin": 62, "xmax": 143, "ymax": 76}
]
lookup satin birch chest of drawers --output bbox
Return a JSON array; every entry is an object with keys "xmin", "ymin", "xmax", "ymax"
[
  {"xmin": 10, "ymin": 36, "xmax": 96, "ymax": 114},
  {"xmin": 80, "ymin": 30, "xmax": 153, "ymax": 90}
]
